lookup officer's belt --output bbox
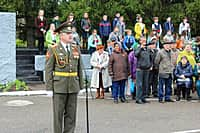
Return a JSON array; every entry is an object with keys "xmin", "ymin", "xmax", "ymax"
[{"xmin": 54, "ymin": 71, "xmax": 78, "ymax": 77}]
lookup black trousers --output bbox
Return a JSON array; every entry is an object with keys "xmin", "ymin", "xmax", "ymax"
[
  {"xmin": 38, "ymin": 36, "xmax": 44, "ymax": 54},
  {"xmin": 101, "ymin": 36, "xmax": 109, "ymax": 50},
  {"xmin": 148, "ymin": 70, "xmax": 158, "ymax": 96}
]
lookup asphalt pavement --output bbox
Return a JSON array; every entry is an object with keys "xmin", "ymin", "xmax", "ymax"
[{"xmin": 0, "ymin": 93, "xmax": 200, "ymax": 133}]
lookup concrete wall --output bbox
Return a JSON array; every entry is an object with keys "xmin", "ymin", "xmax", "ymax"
[{"xmin": 0, "ymin": 12, "xmax": 16, "ymax": 84}]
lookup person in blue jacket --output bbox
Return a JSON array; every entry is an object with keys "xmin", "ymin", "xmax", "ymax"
[
  {"xmin": 163, "ymin": 17, "xmax": 174, "ymax": 34},
  {"xmin": 123, "ymin": 29, "xmax": 136, "ymax": 55},
  {"xmin": 99, "ymin": 15, "xmax": 111, "ymax": 49},
  {"xmin": 175, "ymin": 56, "xmax": 193, "ymax": 101},
  {"xmin": 112, "ymin": 13, "xmax": 120, "ymax": 30}
]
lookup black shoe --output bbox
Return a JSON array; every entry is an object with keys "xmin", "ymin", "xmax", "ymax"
[
  {"xmin": 186, "ymin": 97, "xmax": 192, "ymax": 101},
  {"xmin": 158, "ymin": 99, "xmax": 164, "ymax": 103},
  {"xmin": 104, "ymin": 88, "xmax": 110, "ymax": 93},
  {"xmin": 146, "ymin": 95, "xmax": 151, "ymax": 98},
  {"xmin": 114, "ymin": 99, "xmax": 118, "ymax": 104},
  {"xmin": 120, "ymin": 98, "xmax": 128, "ymax": 103},
  {"xmin": 165, "ymin": 99, "xmax": 175, "ymax": 102},
  {"xmin": 176, "ymin": 96, "xmax": 180, "ymax": 101},
  {"xmin": 142, "ymin": 99, "xmax": 150, "ymax": 103},
  {"xmin": 132, "ymin": 96, "xmax": 136, "ymax": 100},
  {"xmin": 136, "ymin": 100, "xmax": 144, "ymax": 104},
  {"xmin": 120, "ymin": 98, "xmax": 125, "ymax": 103},
  {"xmin": 153, "ymin": 94, "xmax": 158, "ymax": 98}
]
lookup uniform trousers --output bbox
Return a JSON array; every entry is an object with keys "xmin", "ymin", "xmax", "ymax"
[{"xmin": 53, "ymin": 93, "xmax": 78, "ymax": 133}]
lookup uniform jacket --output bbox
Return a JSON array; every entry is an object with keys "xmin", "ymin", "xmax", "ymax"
[
  {"xmin": 35, "ymin": 16, "xmax": 48, "ymax": 37},
  {"xmin": 45, "ymin": 43, "xmax": 84, "ymax": 93},
  {"xmin": 90, "ymin": 51, "xmax": 112, "ymax": 88},
  {"xmin": 155, "ymin": 49, "xmax": 174, "ymax": 74},
  {"xmin": 99, "ymin": 20, "xmax": 111, "ymax": 37},
  {"xmin": 109, "ymin": 50, "xmax": 129, "ymax": 81}
]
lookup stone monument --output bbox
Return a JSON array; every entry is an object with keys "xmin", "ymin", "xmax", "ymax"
[{"xmin": 0, "ymin": 12, "xmax": 16, "ymax": 84}]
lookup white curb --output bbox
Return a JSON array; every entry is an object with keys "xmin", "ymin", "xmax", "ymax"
[
  {"xmin": 0, "ymin": 88, "xmax": 96, "ymax": 96},
  {"xmin": 0, "ymin": 90, "xmax": 53, "ymax": 96}
]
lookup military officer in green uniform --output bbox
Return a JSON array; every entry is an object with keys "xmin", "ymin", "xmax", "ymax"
[{"xmin": 45, "ymin": 21, "xmax": 84, "ymax": 133}]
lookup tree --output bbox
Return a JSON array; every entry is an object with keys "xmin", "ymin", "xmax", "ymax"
[{"xmin": 1, "ymin": 0, "xmax": 200, "ymax": 47}]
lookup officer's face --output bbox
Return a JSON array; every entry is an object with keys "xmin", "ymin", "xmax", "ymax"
[{"xmin": 60, "ymin": 32, "xmax": 73, "ymax": 43}]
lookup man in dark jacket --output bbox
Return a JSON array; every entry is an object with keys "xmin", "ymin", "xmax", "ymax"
[
  {"xmin": 134, "ymin": 37, "xmax": 152, "ymax": 104},
  {"xmin": 99, "ymin": 15, "xmax": 111, "ymax": 49},
  {"xmin": 147, "ymin": 38, "xmax": 159, "ymax": 97}
]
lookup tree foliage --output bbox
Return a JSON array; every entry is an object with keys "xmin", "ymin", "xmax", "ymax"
[{"xmin": 0, "ymin": 0, "xmax": 200, "ymax": 47}]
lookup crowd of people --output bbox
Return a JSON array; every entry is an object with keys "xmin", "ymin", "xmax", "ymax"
[{"xmin": 37, "ymin": 9, "xmax": 200, "ymax": 104}]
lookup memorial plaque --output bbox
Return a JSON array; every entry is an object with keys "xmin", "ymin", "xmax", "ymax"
[
  {"xmin": 35, "ymin": 55, "xmax": 45, "ymax": 71},
  {"xmin": 0, "ymin": 12, "xmax": 16, "ymax": 84}
]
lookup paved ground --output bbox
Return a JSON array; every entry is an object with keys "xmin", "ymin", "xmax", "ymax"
[{"xmin": 0, "ymin": 91, "xmax": 200, "ymax": 133}]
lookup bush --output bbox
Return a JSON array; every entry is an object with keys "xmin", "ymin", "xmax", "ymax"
[
  {"xmin": 16, "ymin": 39, "xmax": 27, "ymax": 48},
  {"xmin": 0, "ymin": 79, "xmax": 30, "ymax": 92}
]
